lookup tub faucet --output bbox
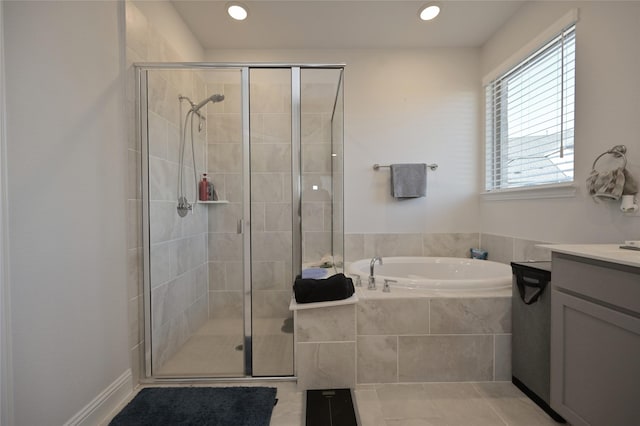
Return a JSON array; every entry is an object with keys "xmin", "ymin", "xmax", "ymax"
[{"xmin": 369, "ymin": 256, "xmax": 383, "ymax": 290}]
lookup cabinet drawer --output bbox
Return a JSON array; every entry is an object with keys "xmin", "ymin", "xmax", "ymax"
[{"xmin": 552, "ymin": 254, "xmax": 640, "ymax": 314}]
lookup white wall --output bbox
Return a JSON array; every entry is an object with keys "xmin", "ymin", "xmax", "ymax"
[
  {"xmin": 132, "ymin": 0, "xmax": 204, "ymax": 62},
  {"xmin": 480, "ymin": 1, "xmax": 640, "ymax": 243},
  {"xmin": 206, "ymin": 48, "xmax": 482, "ymax": 234},
  {"xmin": 4, "ymin": 1, "xmax": 129, "ymax": 424}
]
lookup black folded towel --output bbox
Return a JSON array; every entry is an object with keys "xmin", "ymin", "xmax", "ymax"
[{"xmin": 293, "ymin": 273, "xmax": 355, "ymax": 304}]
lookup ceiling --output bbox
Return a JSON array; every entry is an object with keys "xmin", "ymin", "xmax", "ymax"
[{"xmin": 171, "ymin": 0, "xmax": 526, "ymax": 50}]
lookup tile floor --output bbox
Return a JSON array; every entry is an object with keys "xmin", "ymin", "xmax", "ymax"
[
  {"xmin": 155, "ymin": 318, "xmax": 294, "ymax": 377},
  {"xmin": 103, "ymin": 380, "xmax": 564, "ymax": 425}
]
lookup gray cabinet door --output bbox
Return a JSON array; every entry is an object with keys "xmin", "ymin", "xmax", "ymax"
[{"xmin": 551, "ymin": 289, "xmax": 640, "ymax": 426}]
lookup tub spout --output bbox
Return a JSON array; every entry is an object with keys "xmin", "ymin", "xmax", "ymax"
[{"xmin": 369, "ymin": 257, "xmax": 383, "ymax": 290}]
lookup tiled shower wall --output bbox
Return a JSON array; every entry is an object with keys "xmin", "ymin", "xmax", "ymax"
[
  {"xmin": 205, "ymin": 77, "xmax": 245, "ymax": 323},
  {"xmin": 249, "ymin": 73, "xmax": 294, "ymax": 323},
  {"xmin": 125, "ymin": 1, "xmax": 209, "ymax": 378},
  {"xmin": 147, "ymin": 68, "xmax": 209, "ymax": 371},
  {"xmin": 301, "ymin": 82, "xmax": 335, "ymax": 264}
]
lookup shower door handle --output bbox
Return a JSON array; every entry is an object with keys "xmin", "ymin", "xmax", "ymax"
[{"xmin": 237, "ymin": 218, "xmax": 244, "ymax": 234}]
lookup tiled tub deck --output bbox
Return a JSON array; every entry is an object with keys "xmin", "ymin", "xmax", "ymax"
[{"xmin": 293, "ymin": 287, "xmax": 512, "ymax": 390}]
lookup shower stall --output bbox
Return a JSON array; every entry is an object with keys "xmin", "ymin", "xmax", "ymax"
[{"xmin": 136, "ymin": 64, "xmax": 344, "ymax": 379}]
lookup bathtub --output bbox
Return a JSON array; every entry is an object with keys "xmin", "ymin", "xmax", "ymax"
[{"xmin": 348, "ymin": 256, "xmax": 511, "ymax": 292}]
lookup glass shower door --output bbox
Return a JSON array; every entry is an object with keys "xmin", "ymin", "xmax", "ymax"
[
  {"xmin": 143, "ymin": 67, "xmax": 246, "ymax": 377},
  {"xmin": 249, "ymin": 68, "xmax": 294, "ymax": 376}
]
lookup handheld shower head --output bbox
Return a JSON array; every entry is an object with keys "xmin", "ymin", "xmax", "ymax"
[{"xmin": 193, "ymin": 94, "xmax": 225, "ymax": 112}]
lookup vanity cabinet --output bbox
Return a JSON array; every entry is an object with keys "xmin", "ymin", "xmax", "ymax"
[{"xmin": 550, "ymin": 253, "xmax": 640, "ymax": 426}]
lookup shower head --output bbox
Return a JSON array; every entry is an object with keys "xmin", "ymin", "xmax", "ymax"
[{"xmin": 193, "ymin": 94, "xmax": 225, "ymax": 112}]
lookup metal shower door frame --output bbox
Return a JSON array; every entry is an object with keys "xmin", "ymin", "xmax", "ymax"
[{"xmin": 136, "ymin": 62, "xmax": 344, "ymax": 381}]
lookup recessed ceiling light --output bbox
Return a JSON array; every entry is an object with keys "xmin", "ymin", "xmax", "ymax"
[
  {"xmin": 419, "ymin": 3, "xmax": 441, "ymax": 21},
  {"xmin": 227, "ymin": 2, "xmax": 248, "ymax": 21}
]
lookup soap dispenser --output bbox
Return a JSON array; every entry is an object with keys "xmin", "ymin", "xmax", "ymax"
[{"xmin": 199, "ymin": 173, "xmax": 209, "ymax": 201}]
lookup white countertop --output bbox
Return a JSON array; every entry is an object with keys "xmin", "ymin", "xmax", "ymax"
[
  {"xmin": 540, "ymin": 244, "xmax": 640, "ymax": 268},
  {"xmin": 289, "ymin": 293, "xmax": 359, "ymax": 311}
]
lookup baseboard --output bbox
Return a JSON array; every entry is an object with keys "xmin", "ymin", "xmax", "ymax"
[{"xmin": 64, "ymin": 369, "xmax": 133, "ymax": 426}]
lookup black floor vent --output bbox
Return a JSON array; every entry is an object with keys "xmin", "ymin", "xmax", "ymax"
[{"xmin": 305, "ymin": 388, "xmax": 357, "ymax": 426}]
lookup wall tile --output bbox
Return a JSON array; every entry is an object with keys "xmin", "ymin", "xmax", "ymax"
[
  {"xmin": 252, "ymin": 231, "xmax": 292, "ymax": 262},
  {"xmin": 209, "ymin": 291, "xmax": 243, "ymax": 319},
  {"xmin": 357, "ymin": 336, "xmax": 398, "ymax": 384},
  {"xmin": 251, "ymin": 143, "xmax": 291, "ymax": 173},
  {"xmin": 423, "ymin": 232, "xmax": 480, "ymax": 258},
  {"xmin": 302, "ymin": 202, "xmax": 324, "ymax": 232},
  {"xmin": 430, "ymin": 297, "xmax": 511, "ymax": 334},
  {"xmin": 398, "ymin": 335, "xmax": 493, "ymax": 382},
  {"xmin": 265, "ymin": 203, "xmax": 292, "ymax": 231},
  {"xmin": 345, "ymin": 234, "xmax": 365, "ymax": 263},
  {"xmin": 262, "ymin": 113, "xmax": 291, "ymax": 143},
  {"xmin": 252, "ymin": 261, "xmax": 286, "ymax": 290},
  {"xmin": 251, "ymin": 173, "xmax": 284, "ymax": 202},
  {"xmin": 364, "ymin": 233, "xmax": 424, "ymax": 258},
  {"xmin": 296, "ymin": 304, "xmax": 355, "ymax": 342},
  {"xmin": 296, "ymin": 342, "xmax": 355, "ymax": 391},
  {"xmin": 253, "ymin": 290, "xmax": 291, "ymax": 319},
  {"xmin": 494, "ymin": 334, "xmax": 512, "ymax": 381},
  {"xmin": 149, "ymin": 201, "xmax": 181, "ymax": 243},
  {"xmin": 208, "ymin": 261, "xmax": 226, "ymax": 291},
  {"xmin": 208, "ymin": 143, "xmax": 242, "ymax": 173},
  {"xmin": 208, "ymin": 233, "xmax": 242, "ymax": 261},
  {"xmin": 302, "ymin": 144, "xmax": 331, "ymax": 173},
  {"xmin": 513, "ymin": 238, "xmax": 552, "ymax": 262},
  {"xmin": 301, "ymin": 174, "xmax": 331, "ymax": 202},
  {"xmin": 207, "ymin": 201, "xmax": 242, "ymax": 233},
  {"xmin": 357, "ymin": 298, "xmax": 429, "ymax": 335},
  {"xmin": 208, "ymin": 114, "xmax": 241, "ymax": 143},
  {"xmin": 303, "ymin": 231, "xmax": 331, "ymax": 262},
  {"xmin": 480, "ymin": 234, "xmax": 514, "ymax": 264},
  {"xmin": 148, "ymin": 111, "xmax": 168, "ymax": 159}
]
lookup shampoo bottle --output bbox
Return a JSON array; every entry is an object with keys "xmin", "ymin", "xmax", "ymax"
[{"xmin": 199, "ymin": 173, "xmax": 209, "ymax": 201}]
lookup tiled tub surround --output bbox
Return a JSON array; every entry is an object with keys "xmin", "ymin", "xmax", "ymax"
[
  {"xmin": 479, "ymin": 234, "xmax": 552, "ymax": 264},
  {"xmin": 345, "ymin": 232, "xmax": 552, "ymax": 265},
  {"xmin": 357, "ymin": 289, "xmax": 512, "ymax": 384},
  {"xmin": 345, "ymin": 233, "xmax": 481, "ymax": 264},
  {"xmin": 293, "ymin": 288, "xmax": 511, "ymax": 390}
]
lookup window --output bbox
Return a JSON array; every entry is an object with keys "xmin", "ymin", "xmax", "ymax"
[{"xmin": 485, "ymin": 25, "xmax": 576, "ymax": 192}]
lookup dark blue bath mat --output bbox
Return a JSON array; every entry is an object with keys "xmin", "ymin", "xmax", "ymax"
[{"xmin": 109, "ymin": 386, "xmax": 277, "ymax": 426}]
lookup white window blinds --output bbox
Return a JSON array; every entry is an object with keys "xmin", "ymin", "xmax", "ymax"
[{"xmin": 485, "ymin": 25, "xmax": 576, "ymax": 191}]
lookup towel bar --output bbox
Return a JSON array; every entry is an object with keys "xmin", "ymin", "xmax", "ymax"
[{"xmin": 373, "ymin": 163, "xmax": 438, "ymax": 171}]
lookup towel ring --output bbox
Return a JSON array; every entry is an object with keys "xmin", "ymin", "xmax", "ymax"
[{"xmin": 591, "ymin": 145, "xmax": 627, "ymax": 171}]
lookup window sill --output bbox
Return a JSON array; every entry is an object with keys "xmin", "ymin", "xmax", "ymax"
[{"xmin": 481, "ymin": 182, "xmax": 577, "ymax": 201}]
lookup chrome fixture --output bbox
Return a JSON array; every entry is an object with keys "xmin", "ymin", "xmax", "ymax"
[
  {"xmin": 176, "ymin": 94, "xmax": 225, "ymax": 217},
  {"xmin": 373, "ymin": 163, "xmax": 438, "ymax": 171},
  {"xmin": 352, "ymin": 274, "xmax": 362, "ymax": 287},
  {"xmin": 383, "ymin": 279, "xmax": 397, "ymax": 293},
  {"xmin": 194, "ymin": 93, "xmax": 225, "ymax": 112},
  {"xmin": 369, "ymin": 257, "xmax": 383, "ymax": 290}
]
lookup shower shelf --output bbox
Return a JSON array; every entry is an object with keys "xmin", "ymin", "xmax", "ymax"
[{"xmin": 199, "ymin": 200, "xmax": 229, "ymax": 204}]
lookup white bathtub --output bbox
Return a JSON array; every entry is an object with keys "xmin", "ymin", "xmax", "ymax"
[{"xmin": 348, "ymin": 256, "xmax": 511, "ymax": 292}]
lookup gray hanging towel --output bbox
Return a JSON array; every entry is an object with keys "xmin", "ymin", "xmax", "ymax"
[{"xmin": 390, "ymin": 163, "xmax": 427, "ymax": 198}]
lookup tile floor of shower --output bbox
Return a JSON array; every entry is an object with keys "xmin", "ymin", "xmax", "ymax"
[
  {"xmin": 156, "ymin": 318, "xmax": 294, "ymax": 377},
  {"xmin": 104, "ymin": 380, "xmax": 563, "ymax": 425}
]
